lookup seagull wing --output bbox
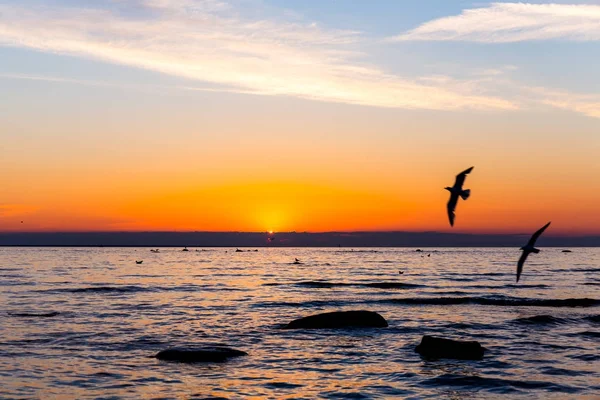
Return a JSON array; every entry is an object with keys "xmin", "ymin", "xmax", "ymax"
[
  {"xmin": 454, "ymin": 166, "xmax": 474, "ymax": 188},
  {"xmin": 447, "ymin": 193, "xmax": 458, "ymax": 227},
  {"xmin": 516, "ymin": 251, "xmax": 529, "ymax": 282},
  {"xmin": 526, "ymin": 221, "xmax": 551, "ymax": 247}
]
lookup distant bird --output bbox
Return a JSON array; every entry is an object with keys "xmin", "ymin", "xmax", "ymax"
[
  {"xmin": 445, "ymin": 166, "xmax": 474, "ymax": 227},
  {"xmin": 398, "ymin": 270, "xmax": 404, "ymax": 275},
  {"xmin": 136, "ymin": 260, "xmax": 143, "ymax": 264},
  {"xmin": 293, "ymin": 258, "xmax": 301, "ymax": 264},
  {"xmin": 517, "ymin": 222, "xmax": 551, "ymax": 282}
]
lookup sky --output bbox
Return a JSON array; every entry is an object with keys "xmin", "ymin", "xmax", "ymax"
[{"xmin": 1, "ymin": 0, "xmax": 600, "ymax": 234}]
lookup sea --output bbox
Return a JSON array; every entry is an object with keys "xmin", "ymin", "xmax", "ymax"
[{"xmin": 1, "ymin": 247, "xmax": 599, "ymax": 399}]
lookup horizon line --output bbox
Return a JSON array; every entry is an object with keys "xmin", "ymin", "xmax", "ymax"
[{"xmin": 0, "ymin": 230, "xmax": 598, "ymax": 237}]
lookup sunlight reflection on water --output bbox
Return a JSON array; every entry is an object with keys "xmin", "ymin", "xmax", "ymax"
[{"xmin": 1, "ymin": 247, "xmax": 599, "ymax": 399}]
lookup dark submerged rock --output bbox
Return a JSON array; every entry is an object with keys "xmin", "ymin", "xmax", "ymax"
[
  {"xmin": 282, "ymin": 310, "xmax": 388, "ymax": 329},
  {"xmin": 415, "ymin": 335, "xmax": 485, "ymax": 360},
  {"xmin": 155, "ymin": 347, "xmax": 247, "ymax": 363}
]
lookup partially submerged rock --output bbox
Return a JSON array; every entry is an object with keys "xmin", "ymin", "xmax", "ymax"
[
  {"xmin": 155, "ymin": 347, "xmax": 247, "ymax": 363},
  {"xmin": 282, "ymin": 310, "xmax": 388, "ymax": 329},
  {"xmin": 415, "ymin": 335, "xmax": 485, "ymax": 360}
]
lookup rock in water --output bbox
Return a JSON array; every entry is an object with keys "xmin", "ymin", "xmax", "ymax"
[
  {"xmin": 415, "ymin": 335, "xmax": 485, "ymax": 360},
  {"xmin": 155, "ymin": 347, "xmax": 247, "ymax": 363},
  {"xmin": 282, "ymin": 310, "xmax": 388, "ymax": 329}
]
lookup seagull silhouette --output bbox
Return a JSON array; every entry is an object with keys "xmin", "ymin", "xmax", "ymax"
[
  {"xmin": 517, "ymin": 222, "xmax": 551, "ymax": 282},
  {"xmin": 445, "ymin": 166, "xmax": 474, "ymax": 227}
]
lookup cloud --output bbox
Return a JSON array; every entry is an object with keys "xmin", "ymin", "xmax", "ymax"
[
  {"xmin": 0, "ymin": 1, "xmax": 516, "ymax": 111},
  {"xmin": 529, "ymin": 87, "xmax": 600, "ymax": 118},
  {"xmin": 392, "ymin": 3, "xmax": 600, "ymax": 43}
]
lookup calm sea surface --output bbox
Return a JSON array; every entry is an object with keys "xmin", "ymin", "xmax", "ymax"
[{"xmin": 1, "ymin": 247, "xmax": 599, "ymax": 399}]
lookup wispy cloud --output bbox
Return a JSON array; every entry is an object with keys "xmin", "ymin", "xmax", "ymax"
[
  {"xmin": 392, "ymin": 3, "xmax": 600, "ymax": 43},
  {"xmin": 0, "ymin": 1, "xmax": 516, "ymax": 111},
  {"xmin": 0, "ymin": 72, "xmax": 259, "ymax": 95},
  {"xmin": 529, "ymin": 87, "xmax": 600, "ymax": 118}
]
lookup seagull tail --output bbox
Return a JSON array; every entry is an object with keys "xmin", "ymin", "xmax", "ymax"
[
  {"xmin": 532, "ymin": 247, "xmax": 540, "ymax": 254},
  {"xmin": 460, "ymin": 189, "xmax": 471, "ymax": 201}
]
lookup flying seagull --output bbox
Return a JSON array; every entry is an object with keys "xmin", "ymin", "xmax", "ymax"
[
  {"xmin": 517, "ymin": 222, "xmax": 551, "ymax": 282},
  {"xmin": 445, "ymin": 166, "xmax": 474, "ymax": 227}
]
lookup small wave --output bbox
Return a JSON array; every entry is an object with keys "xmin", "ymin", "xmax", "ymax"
[
  {"xmin": 512, "ymin": 315, "xmax": 568, "ymax": 325},
  {"xmin": 93, "ymin": 372, "xmax": 125, "ymax": 378},
  {"xmin": 445, "ymin": 321, "xmax": 497, "ymax": 330},
  {"xmin": 363, "ymin": 282, "xmax": 424, "ymax": 289},
  {"xmin": 264, "ymin": 382, "xmax": 304, "ymax": 389},
  {"xmin": 460, "ymin": 272, "xmax": 506, "ymax": 277},
  {"xmin": 540, "ymin": 366, "xmax": 588, "ymax": 376},
  {"xmin": 440, "ymin": 277, "xmax": 475, "ymax": 282},
  {"xmin": 35, "ymin": 284, "xmax": 220, "ymax": 294},
  {"xmin": 295, "ymin": 281, "xmax": 349, "ymax": 288},
  {"xmin": 557, "ymin": 267, "xmax": 600, "ymax": 273},
  {"xmin": 252, "ymin": 300, "xmax": 347, "ymax": 309},
  {"xmin": 464, "ymin": 284, "xmax": 549, "ymax": 290},
  {"xmin": 422, "ymin": 373, "xmax": 579, "ymax": 393},
  {"xmin": 264, "ymin": 281, "xmax": 424, "ymax": 289},
  {"xmin": 584, "ymin": 315, "xmax": 600, "ymax": 323},
  {"xmin": 570, "ymin": 353, "xmax": 600, "ymax": 361},
  {"xmin": 504, "ymin": 284, "xmax": 549, "ymax": 289},
  {"xmin": 40, "ymin": 285, "xmax": 151, "ymax": 294},
  {"xmin": 583, "ymin": 282, "xmax": 600, "ymax": 286},
  {"xmin": 333, "ymin": 250, "xmax": 381, "ymax": 253},
  {"xmin": 380, "ymin": 296, "xmax": 600, "ymax": 308},
  {"xmin": 8, "ymin": 311, "xmax": 60, "ymax": 318},
  {"xmin": 576, "ymin": 331, "xmax": 600, "ymax": 338}
]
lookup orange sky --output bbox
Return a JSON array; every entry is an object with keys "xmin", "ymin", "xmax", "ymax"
[{"xmin": 2, "ymin": 98, "xmax": 600, "ymax": 235}]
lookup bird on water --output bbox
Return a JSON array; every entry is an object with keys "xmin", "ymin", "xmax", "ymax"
[
  {"xmin": 445, "ymin": 166, "xmax": 474, "ymax": 227},
  {"xmin": 517, "ymin": 221, "xmax": 551, "ymax": 282}
]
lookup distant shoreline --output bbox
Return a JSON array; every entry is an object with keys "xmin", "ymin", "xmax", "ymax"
[{"xmin": 0, "ymin": 231, "xmax": 598, "ymax": 247}]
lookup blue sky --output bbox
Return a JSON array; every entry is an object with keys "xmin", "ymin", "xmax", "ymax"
[{"xmin": 2, "ymin": 0, "xmax": 600, "ymax": 113}]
